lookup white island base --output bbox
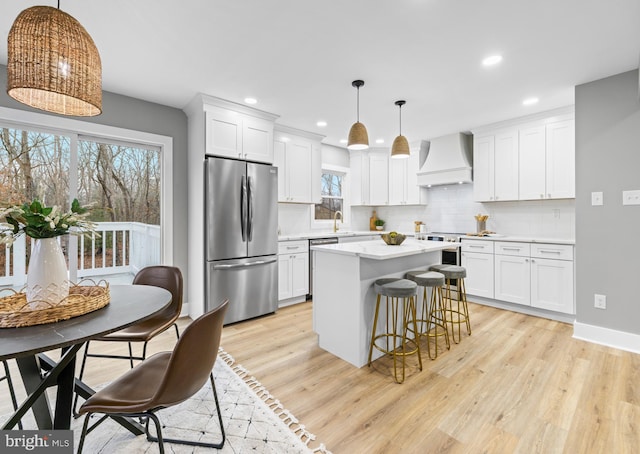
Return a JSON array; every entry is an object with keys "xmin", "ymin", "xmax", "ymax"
[{"xmin": 311, "ymin": 240, "xmax": 458, "ymax": 368}]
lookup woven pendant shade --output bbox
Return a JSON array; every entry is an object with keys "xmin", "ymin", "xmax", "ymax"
[
  {"xmin": 347, "ymin": 80, "xmax": 369, "ymax": 150},
  {"xmin": 391, "ymin": 100, "xmax": 410, "ymax": 159},
  {"xmin": 391, "ymin": 135, "xmax": 410, "ymax": 158},
  {"xmin": 7, "ymin": 6, "xmax": 102, "ymax": 116},
  {"xmin": 348, "ymin": 121, "xmax": 369, "ymax": 150}
]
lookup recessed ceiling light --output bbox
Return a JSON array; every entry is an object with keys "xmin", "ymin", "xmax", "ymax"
[
  {"xmin": 522, "ymin": 97, "xmax": 539, "ymax": 106},
  {"xmin": 339, "ymin": 139, "xmax": 348, "ymax": 144},
  {"xmin": 244, "ymin": 97, "xmax": 257, "ymax": 105},
  {"xmin": 375, "ymin": 138, "xmax": 385, "ymax": 144},
  {"xmin": 482, "ymin": 55, "xmax": 503, "ymax": 66},
  {"xmin": 316, "ymin": 121, "xmax": 327, "ymax": 127}
]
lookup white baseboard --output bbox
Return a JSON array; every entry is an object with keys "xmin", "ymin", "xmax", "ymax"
[{"xmin": 573, "ymin": 321, "xmax": 640, "ymax": 354}]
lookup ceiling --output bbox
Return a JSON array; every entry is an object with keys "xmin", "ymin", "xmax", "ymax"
[{"xmin": 1, "ymin": 0, "xmax": 639, "ymax": 148}]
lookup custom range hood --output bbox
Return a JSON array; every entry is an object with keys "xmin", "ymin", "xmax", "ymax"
[{"xmin": 416, "ymin": 133, "xmax": 473, "ymax": 186}]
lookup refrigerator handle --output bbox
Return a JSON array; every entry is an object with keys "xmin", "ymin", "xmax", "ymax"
[
  {"xmin": 241, "ymin": 175, "xmax": 247, "ymax": 242},
  {"xmin": 213, "ymin": 258, "xmax": 277, "ymax": 269},
  {"xmin": 247, "ymin": 176, "xmax": 254, "ymax": 241}
]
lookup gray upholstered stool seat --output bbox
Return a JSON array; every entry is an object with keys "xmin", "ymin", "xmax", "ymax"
[
  {"xmin": 428, "ymin": 264, "xmax": 471, "ymax": 343},
  {"xmin": 430, "ymin": 264, "xmax": 466, "ymax": 280},
  {"xmin": 405, "ymin": 270, "xmax": 445, "ymax": 288},
  {"xmin": 368, "ymin": 278, "xmax": 421, "ymax": 383},
  {"xmin": 374, "ymin": 278, "xmax": 417, "ymax": 297}
]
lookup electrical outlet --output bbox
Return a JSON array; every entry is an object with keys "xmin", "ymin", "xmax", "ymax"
[
  {"xmin": 622, "ymin": 190, "xmax": 640, "ymax": 205},
  {"xmin": 591, "ymin": 192, "xmax": 603, "ymax": 206},
  {"xmin": 594, "ymin": 294, "xmax": 607, "ymax": 309}
]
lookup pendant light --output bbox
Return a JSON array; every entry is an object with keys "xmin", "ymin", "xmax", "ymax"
[
  {"xmin": 391, "ymin": 100, "xmax": 410, "ymax": 159},
  {"xmin": 347, "ymin": 80, "xmax": 369, "ymax": 150},
  {"xmin": 7, "ymin": 3, "xmax": 102, "ymax": 116}
]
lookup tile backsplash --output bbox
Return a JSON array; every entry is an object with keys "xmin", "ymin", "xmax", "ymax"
[{"xmin": 352, "ymin": 184, "xmax": 575, "ymax": 238}]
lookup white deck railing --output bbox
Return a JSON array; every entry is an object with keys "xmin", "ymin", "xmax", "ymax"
[{"xmin": 0, "ymin": 222, "xmax": 160, "ymax": 288}]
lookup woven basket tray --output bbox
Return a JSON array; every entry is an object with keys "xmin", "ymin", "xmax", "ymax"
[{"xmin": 0, "ymin": 280, "xmax": 110, "ymax": 328}]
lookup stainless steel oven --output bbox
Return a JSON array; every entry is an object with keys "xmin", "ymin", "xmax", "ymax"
[{"xmin": 428, "ymin": 234, "xmax": 462, "ymax": 287}]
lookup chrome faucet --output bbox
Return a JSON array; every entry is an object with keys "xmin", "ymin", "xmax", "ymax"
[{"xmin": 333, "ymin": 210, "xmax": 343, "ymax": 233}]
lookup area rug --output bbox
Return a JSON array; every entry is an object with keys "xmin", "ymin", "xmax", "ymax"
[{"xmin": 2, "ymin": 348, "xmax": 331, "ymax": 454}]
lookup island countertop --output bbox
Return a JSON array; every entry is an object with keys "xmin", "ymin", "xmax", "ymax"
[{"xmin": 310, "ymin": 238, "xmax": 459, "ymax": 260}]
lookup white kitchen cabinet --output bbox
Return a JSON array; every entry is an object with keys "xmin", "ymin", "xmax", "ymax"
[
  {"xmin": 545, "ymin": 120, "xmax": 575, "ymax": 199},
  {"xmin": 472, "ymin": 108, "xmax": 575, "ymax": 202},
  {"xmin": 350, "ymin": 150, "xmax": 389, "ymax": 206},
  {"xmin": 518, "ymin": 125, "xmax": 546, "ymax": 200},
  {"xmin": 389, "ymin": 148, "xmax": 427, "ymax": 205},
  {"xmin": 206, "ymin": 107, "xmax": 273, "ymax": 163},
  {"xmin": 473, "ymin": 132, "xmax": 519, "ymax": 202},
  {"xmin": 530, "ymin": 243, "xmax": 574, "ymax": 313},
  {"xmin": 519, "ymin": 119, "xmax": 575, "ymax": 200},
  {"xmin": 368, "ymin": 152, "xmax": 389, "ymax": 205},
  {"xmin": 461, "ymin": 240, "xmax": 494, "ymax": 298},
  {"xmin": 494, "ymin": 242, "xmax": 531, "ymax": 306},
  {"xmin": 274, "ymin": 137, "xmax": 312, "ymax": 203},
  {"xmin": 278, "ymin": 240, "xmax": 309, "ymax": 304}
]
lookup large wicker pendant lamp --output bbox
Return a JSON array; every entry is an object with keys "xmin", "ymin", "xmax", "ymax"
[
  {"xmin": 391, "ymin": 100, "xmax": 410, "ymax": 159},
  {"xmin": 7, "ymin": 4, "xmax": 102, "ymax": 116},
  {"xmin": 347, "ymin": 80, "xmax": 369, "ymax": 150}
]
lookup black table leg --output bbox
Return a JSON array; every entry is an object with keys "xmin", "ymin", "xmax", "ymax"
[
  {"xmin": 15, "ymin": 356, "xmax": 53, "ymax": 429},
  {"xmin": 53, "ymin": 346, "xmax": 76, "ymax": 429}
]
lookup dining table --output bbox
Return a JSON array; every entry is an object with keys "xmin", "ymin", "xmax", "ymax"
[{"xmin": 0, "ymin": 284, "xmax": 172, "ymax": 431}]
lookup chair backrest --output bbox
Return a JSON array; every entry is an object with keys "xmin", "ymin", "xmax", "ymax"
[
  {"xmin": 133, "ymin": 266, "xmax": 183, "ymax": 321},
  {"xmin": 148, "ymin": 299, "xmax": 229, "ymax": 408}
]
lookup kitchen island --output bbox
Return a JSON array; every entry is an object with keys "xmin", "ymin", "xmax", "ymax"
[{"xmin": 311, "ymin": 238, "xmax": 460, "ymax": 367}]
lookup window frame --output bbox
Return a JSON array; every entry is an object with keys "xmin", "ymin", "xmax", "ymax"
[
  {"xmin": 312, "ymin": 164, "xmax": 350, "ymax": 230},
  {"xmin": 0, "ymin": 106, "xmax": 173, "ymax": 268}
]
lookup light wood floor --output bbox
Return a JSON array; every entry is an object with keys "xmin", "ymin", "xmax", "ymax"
[{"xmin": 2, "ymin": 301, "xmax": 639, "ymax": 453}]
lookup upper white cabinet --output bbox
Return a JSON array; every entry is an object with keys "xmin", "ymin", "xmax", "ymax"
[
  {"xmin": 273, "ymin": 126, "xmax": 324, "ymax": 204},
  {"xmin": 473, "ymin": 131, "xmax": 519, "ymax": 202},
  {"xmin": 472, "ymin": 108, "xmax": 575, "ymax": 202},
  {"xmin": 352, "ymin": 146, "xmax": 426, "ymax": 206},
  {"xmin": 205, "ymin": 105, "xmax": 274, "ymax": 163},
  {"xmin": 351, "ymin": 150, "xmax": 388, "ymax": 206},
  {"xmin": 389, "ymin": 147, "xmax": 428, "ymax": 205}
]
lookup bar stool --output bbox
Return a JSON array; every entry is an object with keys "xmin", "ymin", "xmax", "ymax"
[
  {"xmin": 429, "ymin": 264, "xmax": 471, "ymax": 343},
  {"xmin": 367, "ymin": 278, "xmax": 421, "ymax": 383},
  {"xmin": 405, "ymin": 270, "xmax": 450, "ymax": 359}
]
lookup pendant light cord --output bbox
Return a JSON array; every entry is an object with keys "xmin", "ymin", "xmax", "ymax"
[
  {"xmin": 398, "ymin": 104, "xmax": 402, "ymax": 135},
  {"xmin": 57, "ymin": 0, "xmax": 61, "ymax": 9},
  {"xmin": 356, "ymin": 86, "xmax": 360, "ymax": 122}
]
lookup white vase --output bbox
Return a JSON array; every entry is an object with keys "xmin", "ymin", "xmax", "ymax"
[{"xmin": 26, "ymin": 237, "xmax": 69, "ymax": 309}]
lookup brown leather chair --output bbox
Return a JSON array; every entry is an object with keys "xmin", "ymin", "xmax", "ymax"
[
  {"xmin": 77, "ymin": 299, "xmax": 229, "ymax": 453},
  {"xmin": 74, "ymin": 266, "xmax": 183, "ymax": 415},
  {"xmin": 1, "ymin": 360, "xmax": 22, "ymax": 429}
]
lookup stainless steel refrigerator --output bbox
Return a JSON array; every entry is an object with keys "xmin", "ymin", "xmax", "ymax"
[{"xmin": 205, "ymin": 156, "xmax": 278, "ymax": 324}]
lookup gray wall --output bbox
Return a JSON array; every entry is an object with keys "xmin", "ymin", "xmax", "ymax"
[
  {"xmin": 0, "ymin": 64, "xmax": 190, "ymax": 298},
  {"xmin": 575, "ymin": 69, "xmax": 640, "ymax": 334}
]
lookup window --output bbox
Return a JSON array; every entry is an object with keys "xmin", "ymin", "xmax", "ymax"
[
  {"xmin": 0, "ymin": 107, "xmax": 171, "ymax": 288},
  {"xmin": 315, "ymin": 171, "xmax": 344, "ymax": 220}
]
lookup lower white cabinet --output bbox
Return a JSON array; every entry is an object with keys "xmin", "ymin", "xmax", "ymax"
[
  {"xmin": 278, "ymin": 241, "xmax": 309, "ymax": 303},
  {"xmin": 473, "ymin": 240, "xmax": 575, "ymax": 315},
  {"xmin": 461, "ymin": 240, "xmax": 495, "ymax": 299},
  {"xmin": 530, "ymin": 257, "xmax": 574, "ymax": 313}
]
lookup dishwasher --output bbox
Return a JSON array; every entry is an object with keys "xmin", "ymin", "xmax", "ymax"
[{"xmin": 308, "ymin": 237, "xmax": 339, "ymax": 298}]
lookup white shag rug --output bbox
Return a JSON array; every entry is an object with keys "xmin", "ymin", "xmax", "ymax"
[{"xmin": 3, "ymin": 348, "xmax": 331, "ymax": 454}]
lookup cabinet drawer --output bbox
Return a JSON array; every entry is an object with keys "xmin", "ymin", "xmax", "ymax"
[
  {"xmin": 531, "ymin": 243, "xmax": 573, "ymax": 261},
  {"xmin": 278, "ymin": 240, "xmax": 308, "ymax": 255},
  {"xmin": 461, "ymin": 240, "xmax": 494, "ymax": 253},
  {"xmin": 495, "ymin": 242, "xmax": 530, "ymax": 257}
]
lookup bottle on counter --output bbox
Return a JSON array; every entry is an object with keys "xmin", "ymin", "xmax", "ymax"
[{"xmin": 370, "ymin": 210, "xmax": 378, "ymax": 231}]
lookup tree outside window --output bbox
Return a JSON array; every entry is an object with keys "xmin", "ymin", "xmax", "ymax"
[{"xmin": 315, "ymin": 172, "xmax": 343, "ymax": 220}]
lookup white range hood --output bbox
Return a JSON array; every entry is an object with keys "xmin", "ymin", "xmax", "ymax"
[{"xmin": 416, "ymin": 133, "xmax": 473, "ymax": 186}]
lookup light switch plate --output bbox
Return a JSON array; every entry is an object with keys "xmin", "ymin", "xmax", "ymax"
[
  {"xmin": 594, "ymin": 294, "xmax": 607, "ymax": 309},
  {"xmin": 622, "ymin": 190, "xmax": 640, "ymax": 205},
  {"xmin": 591, "ymin": 192, "xmax": 603, "ymax": 206}
]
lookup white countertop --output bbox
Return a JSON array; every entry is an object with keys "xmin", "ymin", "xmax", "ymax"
[
  {"xmin": 460, "ymin": 235, "xmax": 575, "ymax": 245},
  {"xmin": 310, "ymin": 238, "xmax": 459, "ymax": 260},
  {"xmin": 278, "ymin": 230, "xmax": 388, "ymax": 241}
]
